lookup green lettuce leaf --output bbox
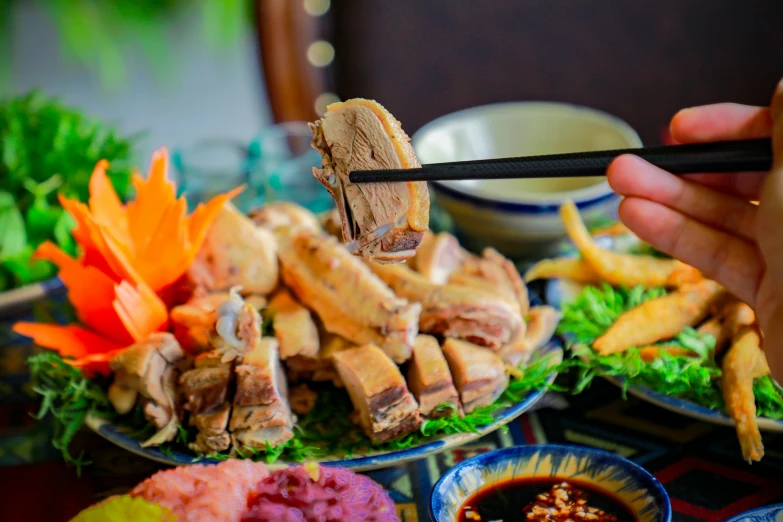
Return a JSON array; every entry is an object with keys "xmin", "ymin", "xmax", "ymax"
[{"xmin": 559, "ymin": 283, "xmax": 783, "ymax": 419}]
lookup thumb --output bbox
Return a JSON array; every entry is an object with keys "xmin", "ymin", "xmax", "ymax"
[
  {"xmin": 758, "ymin": 78, "xmax": 783, "ymax": 295},
  {"xmin": 762, "ymin": 303, "xmax": 783, "ymax": 385}
]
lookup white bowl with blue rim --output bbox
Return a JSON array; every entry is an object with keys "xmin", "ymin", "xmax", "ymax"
[
  {"xmin": 412, "ymin": 102, "xmax": 642, "ymax": 258},
  {"xmin": 429, "ymin": 443, "xmax": 671, "ymax": 522}
]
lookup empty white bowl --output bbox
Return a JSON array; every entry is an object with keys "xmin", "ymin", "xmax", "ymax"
[{"xmin": 412, "ymin": 102, "xmax": 642, "ymax": 258}]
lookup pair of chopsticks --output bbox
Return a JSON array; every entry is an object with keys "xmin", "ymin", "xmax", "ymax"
[{"xmin": 348, "ymin": 139, "xmax": 772, "ymax": 184}]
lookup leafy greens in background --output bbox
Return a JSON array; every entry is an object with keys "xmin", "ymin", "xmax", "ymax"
[
  {"xmin": 0, "ymin": 91, "xmax": 138, "ymax": 291},
  {"xmin": 0, "ymin": 1, "xmax": 252, "ymax": 92}
]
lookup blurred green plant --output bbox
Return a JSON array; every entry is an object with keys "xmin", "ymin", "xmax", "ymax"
[
  {"xmin": 0, "ymin": 0, "xmax": 251, "ymax": 91},
  {"xmin": 0, "ymin": 91, "xmax": 140, "ymax": 290}
]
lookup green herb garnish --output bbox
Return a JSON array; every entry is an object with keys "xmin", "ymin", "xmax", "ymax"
[
  {"xmin": 27, "ymin": 351, "xmax": 115, "ymax": 473},
  {"xmin": 558, "ymin": 283, "xmax": 783, "ymax": 418},
  {"xmin": 0, "ymin": 91, "xmax": 138, "ymax": 291}
]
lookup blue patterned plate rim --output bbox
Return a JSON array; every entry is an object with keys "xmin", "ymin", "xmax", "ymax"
[
  {"xmin": 544, "ymin": 277, "xmax": 783, "ymax": 433},
  {"xmin": 726, "ymin": 503, "xmax": 783, "ymax": 522},
  {"xmin": 428, "ymin": 443, "xmax": 672, "ymax": 522},
  {"xmin": 86, "ymin": 336, "xmax": 562, "ymax": 471}
]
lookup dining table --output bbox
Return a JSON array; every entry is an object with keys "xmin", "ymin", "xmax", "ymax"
[{"xmin": 1, "ymin": 268, "xmax": 782, "ymax": 522}]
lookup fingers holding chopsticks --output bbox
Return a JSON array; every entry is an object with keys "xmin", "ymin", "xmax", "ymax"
[
  {"xmin": 665, "ymin": 103, "xmax": 773, "ymax": 199},
  {"xmin": 606, "ymin": 100, "xmax": 775, "ymax": 307},
  {"xmin": 757, "ymin": 78, "xmax": 783, "ymax": 293},
  {"xmin": 616, "ymin": 197, "xmax": 763, "ymax": 307},
  {"xmin": 670, "ymin": 103, "xmax": 772, "ymax": 144},
  {"xmin": 607, "ymin": 155, "xmax": 757, "ymax": 241}
]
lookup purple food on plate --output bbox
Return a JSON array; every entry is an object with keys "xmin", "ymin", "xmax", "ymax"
[{"xmin": 243, "ymin": 463, "xmax": 399, "ymax": 522}]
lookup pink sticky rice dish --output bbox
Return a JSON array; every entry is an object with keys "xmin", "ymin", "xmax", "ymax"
[
  {"xmin": 131, "ymin": 459, "xmax": 269, "ymax": 522},
  {"xmin": 242, "ymin": 465, "xmax": 399, "ymax": 522}
]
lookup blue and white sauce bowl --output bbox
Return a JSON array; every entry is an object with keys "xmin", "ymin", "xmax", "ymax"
[
  {"xmin": 429, "ymin": 444, "xmax": 671, "ymax": 522},
  {"xmin": 727, "ymin": 504, "xmax": 783, "ymax": 522},
  {"xmin": 412, "ymin": 102, "xmax": 642, "ymax": 258}
]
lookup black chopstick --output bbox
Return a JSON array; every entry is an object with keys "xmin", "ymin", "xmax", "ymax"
[{"xmin": 348, "ymin": 138, "xmax": 772, "ymax": 183}]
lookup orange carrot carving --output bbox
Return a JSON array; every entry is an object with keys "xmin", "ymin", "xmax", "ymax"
[{"xmin": 13, "ymin": 147, "xmax": 241, "ymax": 375}]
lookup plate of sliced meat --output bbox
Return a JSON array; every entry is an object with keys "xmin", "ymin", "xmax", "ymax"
[
  {"xmin": 73, "ymin": 98, "xmax": 563, "ymax": 471},
  {"xmin": 83, "ymin": 281, "xmax": 561, "ymax": 471}
]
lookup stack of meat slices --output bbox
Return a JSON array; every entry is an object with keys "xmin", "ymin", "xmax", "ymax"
[{"xmin": 105, "ymin": 99, "xmax": 560, "ymax": 454}]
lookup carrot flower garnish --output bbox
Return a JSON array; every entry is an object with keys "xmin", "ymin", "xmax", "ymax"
[{"xmin": 13, "ymin": 147, "xmax": 241, "ymax": 375}]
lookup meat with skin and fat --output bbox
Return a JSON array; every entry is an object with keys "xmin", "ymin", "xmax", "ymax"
[
  {"xmin": 209, "ymin": 288, "xmax": 265, "ymax": 363},
  {"xmin": 499, "ymin": 305, "xmax": 561, "ymax": 367},
  {"xmin": 179, "ymin": 351, "xmax": 233, "ymax": 452},
  {"xmin": 309, "ymin": 99, "xmax": 430, "ymax": 263},
  {"xmin": 449, "ymin": 247, "xmax": 530, "ymax": 318},
  {"xmin": 332, "ymin": 344, "xmax": 422, "ymax": 444},
  {"xmin": 188, "ymin": 203, "xmax": 279, "ymax": 296},
  {"xmin": 189, "ymin": 402, "xmax": 232, "ymax": 453},
  {"xmin": 408, "ymin": 231, "xmax": 463, "ymax": 285},
  {"xmin": 442, "ymin": 338, "xmax": 509, "ymax": 414},
  {"xmin": 266, "ymin": 288, "xmax": 320, "ymax": 360},
  {"xmin": 320, "ymin": 208, "xmax": 344, "ymax": 239},
  {"xmin": 180, "ymin": 351, "xmax": 232, "ymax": 415},
  {"xmin": 367, "ymin": 261, "xmax": 523, "ymax": 350},
  {"xmin": 108, "ymin": 332, "xmax": 185, "ymax": 447},
  {"xmin": 170, "ymin": 292, "xmax": 266, "ymax": 353},
  {"xmin": 249, "ymin": 201, "xmax": 321, "ymax": 234},
  {"xmin": 407, "ymin": 335, "xmax": 462, "ymax": 418},
  {"xmin": 276, "ymin": 227, "xmax": 421, "ymax": 363},
  {"xmin": 230, "ymin": 336, "xmax": 296, "ymax": 450}
]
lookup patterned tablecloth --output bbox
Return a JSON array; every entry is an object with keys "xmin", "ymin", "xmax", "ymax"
[{"xmin": 2, "ymin": 296, "xmax": 783, "ymax": 522}]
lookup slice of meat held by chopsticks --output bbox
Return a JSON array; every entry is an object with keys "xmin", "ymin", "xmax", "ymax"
[
  {"xmin": 593, "ymin": 279, "xmax": 725, "ymax": 355},
  {"xmin": 442, "ymin": 338, "xmax": 509, "ymax": 413},
  {"xmin": 276, "ymin": 227, "xmax": 421, "ymax": 363},
  {"xmin": 310, "ymin": 99, "xmax": 430, "ymax": 263},
  {"xmin": 407, "ymin": 335, "xmax": 462, "ymax": 418},
  {"xmin": 332, "ymin": 344, "xmax": 422, "ymax": 444},
  {"xmin": 721, "ymin": 325, "xmax": 769, "ymax": 462},
  {"xmin": 367, "ymin": 261, "xmax": 523, "ymax": 350},
  {"xmin": 560, "ymin": 200, "xmax": 703, "ymax": 287}
]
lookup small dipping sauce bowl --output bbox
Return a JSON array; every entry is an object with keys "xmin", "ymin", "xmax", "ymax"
[
  {"xmin": 429, "ymin": 444, "xmax": 671, "ymax": 522},
  {"xmin": 412, "ymin": 102, "xmax": 642, "ymax": 258}
]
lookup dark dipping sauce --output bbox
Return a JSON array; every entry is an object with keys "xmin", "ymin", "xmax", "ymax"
[{"xmin": 457, "ymin": 477, "xmax": 637, "ymax": 522}]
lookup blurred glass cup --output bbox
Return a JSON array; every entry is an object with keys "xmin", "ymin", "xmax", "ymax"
[
  {"xmin": 251, "ymin": 122, "xmax": 334, "ymax": 213},
  {"xmin": 172, "ymin": 140, "xmax": 259, "ymax": 213}
]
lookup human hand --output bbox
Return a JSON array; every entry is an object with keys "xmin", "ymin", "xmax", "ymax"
[{"xmin": 606, "ymin": 79, "xmax": 783, "ymax": 383}]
